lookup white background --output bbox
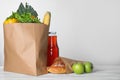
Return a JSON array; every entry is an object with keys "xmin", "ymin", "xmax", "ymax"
[{"xmin": 0, "ymin": 0, "xmax": 120, "ymax": 66}]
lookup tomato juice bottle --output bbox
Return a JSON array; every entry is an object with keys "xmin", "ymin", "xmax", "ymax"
[{"xmin": 47, "ymin": 32, "xmax": 59, "ymax": 66}]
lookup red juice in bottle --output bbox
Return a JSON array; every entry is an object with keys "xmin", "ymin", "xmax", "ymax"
[{"xmin": 47, "ymin": 32, "xmax": 59, "ymax": 66}]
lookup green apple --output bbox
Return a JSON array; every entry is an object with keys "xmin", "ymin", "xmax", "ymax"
[
  {"xmin": 72, "ymin": 62, "xmax": 84, "ymax": 74},
  {"xmin": 84, "ymin": 62, "xmax": 93, "ymax": 73}
]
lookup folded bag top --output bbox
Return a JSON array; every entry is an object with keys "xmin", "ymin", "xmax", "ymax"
[{"xmin": 3, "ymin": 23, "xmax": 49, "ymax": 76}]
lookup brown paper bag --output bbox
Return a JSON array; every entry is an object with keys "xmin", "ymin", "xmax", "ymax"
[
  {"xmin": 3, "ymin": 23, "xmax": 49, "ymax": 76},
  {"xmin": 47, "ymin": 57, "xmax": 84, "ymax": 74}
]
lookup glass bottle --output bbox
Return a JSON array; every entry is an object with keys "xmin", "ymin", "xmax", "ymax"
[{"xmin": 47, "ymin": 32, "xmax": 59, "ymax": 66}]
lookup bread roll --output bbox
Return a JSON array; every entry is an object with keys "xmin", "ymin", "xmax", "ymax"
[{"xmin": 47, "ymin": 57, "xmax": 84, "ymax": 74}]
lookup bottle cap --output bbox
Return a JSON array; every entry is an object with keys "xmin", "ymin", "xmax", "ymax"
[{"xmin": 49, "ymin": 32, "xmax": 56, "ymax": 36}]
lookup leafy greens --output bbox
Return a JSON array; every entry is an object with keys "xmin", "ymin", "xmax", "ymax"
[{"xmin": 7, "ymin": 2, "xmax": 40, "ymax": 23}]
